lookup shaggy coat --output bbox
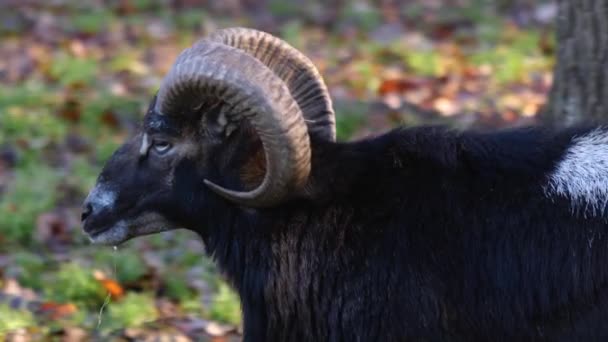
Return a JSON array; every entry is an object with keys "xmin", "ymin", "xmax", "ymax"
[
  {"xmin": 184, "ymin": 125, "xmax": 608, "ymax": 341},
  {"xmin": 81, "ymin": 28, "xmax": 608, "ymax": 341}
]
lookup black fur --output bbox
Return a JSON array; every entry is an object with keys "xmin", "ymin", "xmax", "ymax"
[
  {"xmin": 88, "ymin": 119, "xmax": 608, "ymax": 341},
  {"xmin": 178, "ymin": 125, "xmax": 608, "ymax": 341}
]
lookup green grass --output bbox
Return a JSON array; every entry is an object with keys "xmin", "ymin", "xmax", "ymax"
[
  {"xmin": 470, "ymin": 29, "xmax": 550, "ymax": 84},
  {"xmin": 340, "ymin": 2, "xmax": 382, "ymax": 32},
  {"xmin": 45, "ymin": 262, "xmax": 107, "ymax": 309},
  {"xmin": 406, "ymin": 50, "xmax": 441, "ymax": 77},
  {"xmin": 0, "ymin": 108, "xmax": 67, "ymax": 145},
  {"xmin": 0, "ymin": 82, "xmax": 59, "ymax": 110},
  {"xmin": 209, "ymin": 281, "xmax": 241, "ymax": 325},
  {"xmin": 335, "ymin": 102, "xmax": 367, "ymax": 141},
  {"xmin": 104, "ymin": 292, "xmax": 158, "ymax": 331},
  {"xmin": 0, "ymin": 164, "xmax": 60, "ymax": 245},
  {"xmin": 12, "ymin": 251, "xmax": 47, "ymax": 290},
  {"xmin": 94, "ymin": 248, "xmax": 147, "ymax": 285},
  {"xmin": 280, "ymin": 20, "xmax": 304, "ymax": 49},
  {"xmin": 269, "ymin": 0, "xmax": 301, "ymax": 17},
  {"xmin": 69, "ymin": 157, "xmax": 101, "ymax": 194},
  {"xmin": 66, "ymin": 10, "xmax": 115, "ymax": 35},
  {"xmin": 0, "ymin": 304, "xmax": 36, "ymax": 335},
  {"xmin": 49, "ymin": 54, "xmax": 99, "ymax": 86},
  {"xmin": 164, "ymin": 275, "xmax": 196, "ymax": 302}
]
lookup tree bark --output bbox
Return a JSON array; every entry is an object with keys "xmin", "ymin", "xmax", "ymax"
[{"xmin": 543, "ymin": 0, "xmax": 608, "ymax": 126}]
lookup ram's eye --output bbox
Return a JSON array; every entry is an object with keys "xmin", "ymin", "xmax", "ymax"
[{"xmin": 152, "ymin": 140, "xmax": 172, "ymax": 154}]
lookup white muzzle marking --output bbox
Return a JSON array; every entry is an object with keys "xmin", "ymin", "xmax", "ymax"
[{"xmin": 86, "ymin": 183, "xmax": 117, "ymax": 211}]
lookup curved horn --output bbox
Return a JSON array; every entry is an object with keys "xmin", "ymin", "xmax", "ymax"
[
  {"xmin": 155, "ymin": 41, "xmax": 310, "ymax": 207},
  {"xmin": 207, "ymin": 27, "xmax": 336, "ymax": 142}
]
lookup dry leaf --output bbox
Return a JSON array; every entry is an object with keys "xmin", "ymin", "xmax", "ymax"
[
  {"xmin": 99, "ymin": 279, "xmax": 124, "ymax": 299},
  {"xmin": 39, "ymin": 302, "xmax": 78, "ymax": 319},
  {"xmin": 378, "ymin": 78, "xmax": 419, "ymax": 96}
]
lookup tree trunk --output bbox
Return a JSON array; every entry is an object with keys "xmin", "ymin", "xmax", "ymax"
[{"xmin": 543, "ymin": 0, "xmax": 608, "ymax": 126}]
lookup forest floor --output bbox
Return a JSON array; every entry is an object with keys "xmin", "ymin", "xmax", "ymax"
[{"xmin": 0, "ymin": 0, "xmax": 555, "ymax": 340}]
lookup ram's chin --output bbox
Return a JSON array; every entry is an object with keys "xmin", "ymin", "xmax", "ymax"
[
  {"xmin": 87, "ymin": 220, "xmax": 132, "ymax": 246},
  {"xmin": 87, "ymin": 213, "xmax": 176, "ymax": 246}
]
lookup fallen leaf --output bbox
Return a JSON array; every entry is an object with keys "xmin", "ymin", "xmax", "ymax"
[
  {"xmin": 99, "ymin": 279, "xmax": 124, "ymax": 299},
  {"xmin": 39, "ymin": 302, "xmax": 78, "ymax": 319},
  {"xmin": 378, "ymin": 78, "xmax": 419, "ymax": 96},
  {"xmin": 101, "ymin": 110, "xmax": 121, "ymax": 129},
  {"xmin": 35, "ymin": 211, "xmax": 73, "ymax": 246},
  {"xmin": 56, "ymin": 99, "xmax": 81, "ymax": 123}
]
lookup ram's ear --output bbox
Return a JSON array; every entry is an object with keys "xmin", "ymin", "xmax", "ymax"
[
  {"xmin": 201, "ymin": 106, "xmax": 239, "ymax": 139},
  {"xmin": 240, "ymin": 144, "xmax": 267, "ymax": 190}
]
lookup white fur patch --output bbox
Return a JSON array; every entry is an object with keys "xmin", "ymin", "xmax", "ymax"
[
  {"xmin": 87, "ymin": 184, "xmax": 117, "ymax": 210},
  {"xmin": 545, "ymin": 128, "xmax": 608, "ymax": 217}
]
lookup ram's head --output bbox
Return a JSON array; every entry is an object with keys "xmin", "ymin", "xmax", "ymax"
[{"xmin": 81, "ymin": 28, "xmax": 335, "ymax": 245}]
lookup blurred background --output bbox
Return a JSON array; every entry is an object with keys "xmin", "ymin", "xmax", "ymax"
[{"xmin": 0, "ymin": 0, "xmax": 555, "ymax": 340}]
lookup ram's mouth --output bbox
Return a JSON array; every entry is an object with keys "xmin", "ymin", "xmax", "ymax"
[
  {"xmin": 85, "ymin": 220, "xmax": 131, "ymax": 246},
  {"xmin": 84, "ymin": 212, "xmax": 176, "ymax": 246}
]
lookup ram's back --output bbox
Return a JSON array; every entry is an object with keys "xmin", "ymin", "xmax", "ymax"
[{"xmin": 304, "ymin": 125, "xmax": 608, "ymax": 340}]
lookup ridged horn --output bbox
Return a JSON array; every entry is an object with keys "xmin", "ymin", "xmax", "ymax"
[
  {"xmin": 155, "ymin": 40, "xmax": 311, "ymax": 207},
  {"xmin": 207, "ymin": 27, "xmax": 336, "ymax": 142}
]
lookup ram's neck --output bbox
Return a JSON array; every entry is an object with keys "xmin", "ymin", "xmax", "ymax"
[
  {"xmin": 200, "ymin": 200, "xmax": 330, "ymax": 340},
  {"xmin": 196, "ymin": 200, "xmax": 267, "ymax": 339},
  {"xmin": 200, "ymin": 195, "xmax": 427, "ymax": 342},
  {"xmin": 194, "ymin": 135, "xmax": 403, "ymax": 340}
]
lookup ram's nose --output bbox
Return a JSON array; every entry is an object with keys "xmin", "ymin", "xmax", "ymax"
[
  {"xmin": 81, "ymin": 202, "xmax": 93, "ymax": 222},
  {"xmin": 81, "ymin": 184, "xmax": 117, "ymax": 224}
]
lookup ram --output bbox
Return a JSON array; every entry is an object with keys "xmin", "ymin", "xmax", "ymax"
[{"xmin": 81, "ymin": 28, "xmax": 608, "ymax": 341}]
